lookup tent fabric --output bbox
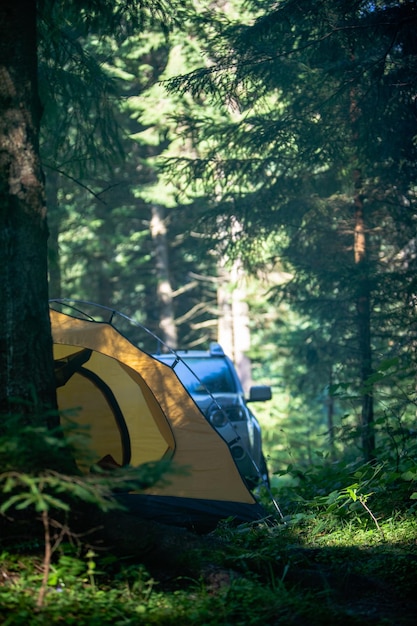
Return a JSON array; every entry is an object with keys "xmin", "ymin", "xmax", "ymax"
[
  {"xmin": 116, "ymin": 494, "xmax": 267, "ymax": 532},
  {"xmin": 51, "ymin": 309, "xmax": 265, "ymax": 526}
]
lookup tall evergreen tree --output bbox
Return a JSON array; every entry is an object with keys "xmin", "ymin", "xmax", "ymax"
[
  {"xmin": 168, "ymin": 0, "xmax": 417, "ymax": 460},
  {"xmin": 0, "ymin": 0, "xmax": 188, "ymax": 424},
  {"xmin": 0, "ymin": 0, "xmax": 56, "ymax": 419},
  {"xmin": 50, "ymin": 13, "xmax": 227, "ymax": 349}
]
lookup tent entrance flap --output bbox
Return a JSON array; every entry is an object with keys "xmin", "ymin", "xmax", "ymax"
[
  {"xmin": 55, "ymin": 348, "xmax": 92, "ymax": 387},
  {"xmin": 54, "ymin": 343, "xmax": 174, "ymax": 470}
]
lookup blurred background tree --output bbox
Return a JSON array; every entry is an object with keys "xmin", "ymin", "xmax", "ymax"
[
  {"xmin": 164, "ymin": 0, "xmax": 417, "ymax": 464},
  {"xmin": 27, "ymin": 0, "xmax": 417, "ymax": 473}
]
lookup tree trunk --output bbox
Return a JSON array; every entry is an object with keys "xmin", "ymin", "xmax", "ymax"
[
  {"xmin": 327, "ymin": 369, "xmax": 336, "ymax": 462},
  {"xmin": 217, "ymin": 260, "xmax": 252, "ymax": 392},
  {"xmin": 353, "ymin": 169, "xmax": 375, "ymax": 461},
  {"xmin": 150, "ymin": 205, "xmax": 178, "ymax": 349},
  {"xmin": 46, "ymin": 170, "xmax": 62, "ymax": 299},
  {"xmin": 0, "ymin": 0, "xmax": 57, "ymax": 422},
  {"xmin": 217, "ymin": 218, "xmax": 252, "ymax": 390},
  {"xmin": 348, "ymin": 31, "xmax": 375, "ymax": 461}
]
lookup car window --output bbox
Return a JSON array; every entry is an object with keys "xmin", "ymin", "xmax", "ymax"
[{"xmin": 171, "ymin": 357, "xmax": 237, "ymax": 394}]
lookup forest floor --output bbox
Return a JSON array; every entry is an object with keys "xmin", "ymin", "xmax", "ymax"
[
  {"xmin": 97, "ymin": 505, "xmax": 417, "ymax": 626},
  {"xmin": 1, "ymin": 489, "xmax": 417, "ymax": 625},
  {"xmin": 273, "ymin": 541, "xmax": 417, "ymax": 625}
]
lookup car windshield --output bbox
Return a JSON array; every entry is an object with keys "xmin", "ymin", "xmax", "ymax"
[{"xmin": 169, "ymin": 357, "xmax": 237, "ymax": 395}]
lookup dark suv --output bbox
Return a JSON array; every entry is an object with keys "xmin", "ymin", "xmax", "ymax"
[{"xmin": 154, "ymin": 343, "xmax": 271, "ymax": 488}]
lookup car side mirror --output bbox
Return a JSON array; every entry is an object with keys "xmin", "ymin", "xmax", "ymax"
[{"xmin": 247, "ymin": 385, "xmax": 272, "ymax": 402}]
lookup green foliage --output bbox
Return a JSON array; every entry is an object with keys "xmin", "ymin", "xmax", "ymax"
[
  {"xmin": 2, "ymin": 1, "xmax": 416, "ymax": 619},
  {"xmin": 1, "ymin": 489, "xmax": 417, "ymax": 625},
  {"xmin": 271, "ymin": 453, "xmax": 417, "ymax": 541},
  {"xmin": 0, "ymin": 411, "xmax": 174, "ymax": 515},
  {"xmin": 44, "ymin": 4, "xmax": 224, "ymax": 347},
  {"xmin": 252, "ymin": 350, "xmax": 417, "ymax": 482},
  {"xmin": 165, "ymin": 0, "xmax": 417, "ymax": 461},
  {"xmin": 0, "ymin": 409, "xmax": 74, "ymax": 474},
  {"xmin": 40, "ymin": 0, "xmax": 417, "ymax": 466},
  {"xmin": 0, "ymin": 407, "xmax": 176, "ymax": 608}
]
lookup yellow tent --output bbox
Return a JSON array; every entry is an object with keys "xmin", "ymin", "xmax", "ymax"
[{"xmin": 50, "ymin": 307, "xmax": 265, "ymax": 529}]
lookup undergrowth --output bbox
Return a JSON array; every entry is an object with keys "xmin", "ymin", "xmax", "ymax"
[{"xmin": 1, "ymin": 411, "xmax": 417, "ymax": 625}]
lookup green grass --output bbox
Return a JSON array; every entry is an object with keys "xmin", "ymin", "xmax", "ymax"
[
  {"xmin": 1, "ymin": 449, "xmax": 417, "ymax": 625},
  {"xmin": 1, "ymin": 508, "xmax": 417, "ymax": 625}
]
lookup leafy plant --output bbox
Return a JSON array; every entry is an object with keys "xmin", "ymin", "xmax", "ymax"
[{"xmin": 0, "ymin": 410, "xmax": 174, "ymax": 607}]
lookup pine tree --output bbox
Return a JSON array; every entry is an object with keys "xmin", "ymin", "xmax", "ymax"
[
  {"xmin": 0, "ymin": 0, "xmax": 188, "ymax": 423},
  {"xmin": 168, "ymin": 0, "xmax": 417, "ymax": 460}
]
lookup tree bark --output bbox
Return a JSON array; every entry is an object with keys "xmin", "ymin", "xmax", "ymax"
[
  {"xmin": 150, "ymin": 205, "xmax": 178, "ymax": 349},
  {"xmin": 217, "ymin": 219, "xmax": 252, "ymax": 391},
  {"xmin": 327, "ymin": 369, "xmax": 336, "ymax": 462},
  {"xmin": 348, "ymin": 31, "xmax": 375, "ymax": 461},
  {"xmin": 46, "ymin": 169, "xmax": 62, "ymax": 299},
  {"xmin": 0, "ymin": 1, "xmax": 57, "ymax": 422},
  {"xmin": 353, "ymin": 169, "xmax": 375, "ymax": 461},
  {"xmin": 217, "ymin": 261, "xmax": 252, "ymax": 392}
]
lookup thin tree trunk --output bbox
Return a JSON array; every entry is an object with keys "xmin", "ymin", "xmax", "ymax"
[
  {"xmin": 217, "ymin": 217, "xmax": 252, "ymax": 391},
  {"xmin": 217, "ymin": 260, "xmax": 251, "ymax": 392},
  {"xmin": 353, "ymin": 169, "xmax": 375, "ymax": 461},
  {"xmin": 150, "ymin": 205, "xmax": 177, "ymax": 349},
  {"xmin": 0, "ymin": 0, "xmax": 57, "ymax": 422},
  {"xmin": 46, "ymin": 170, "xmax": 62, "ymax": 299},
  {"xmin": 348, "ymin": 32, "xmax": 375, "ymax": 461},
  {"xmin": 327, "ymin": 369, "xmax": 336, "ymax": 462}
]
